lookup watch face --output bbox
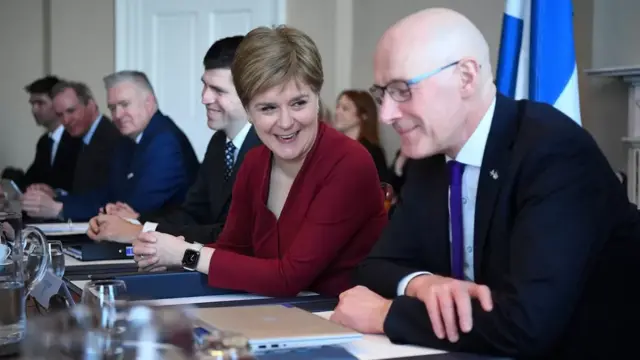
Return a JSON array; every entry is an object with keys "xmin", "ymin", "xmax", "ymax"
[{"xmin": 182, "ymin": 249, "xmax": 200, "ymax": 268}]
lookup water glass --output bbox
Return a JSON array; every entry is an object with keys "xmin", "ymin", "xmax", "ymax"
[
  {"xmin": 380, "ymin": 182, "xmax": 394, "ymax": 211},
  {"xmin": 48, "ymin": 240, "xmax": 65, "ymax": 278},
  {"xmin": 196, "ymin": 329, "xmax": 254, "ymax": 359},
  {"xmin": 0, "ymin": 204, "xmax": 49, "ymax": 356},
  {"xmin": 22, "ymin": 302, "xmax": 198, "ymax": 359},
  {"xmin": 81, "ymin": 279, "xmax": 127, "ymax": 308}
]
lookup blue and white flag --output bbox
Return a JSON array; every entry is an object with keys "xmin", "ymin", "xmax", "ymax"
[{"xmin": 496, "ymin": 0, "xmax": 581, "ymax": 125}]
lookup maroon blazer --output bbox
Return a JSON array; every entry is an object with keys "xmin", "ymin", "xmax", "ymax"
[{"xmin": 206, "ymin": 122, "xmax": 388, "ymax": 297}]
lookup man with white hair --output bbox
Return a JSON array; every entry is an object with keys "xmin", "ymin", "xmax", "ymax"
[
  {"xmin": 22, "ymin": 71, "xmax": 199, "ymax": 221},
  {"xmin": 331, "ymin": 8, "xmax": 638, "ymax": 359}
]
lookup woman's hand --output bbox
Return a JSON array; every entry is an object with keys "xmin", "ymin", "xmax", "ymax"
[{"xmin": 132, "ymin": 231, "xmax": 190, "ymax": 272}]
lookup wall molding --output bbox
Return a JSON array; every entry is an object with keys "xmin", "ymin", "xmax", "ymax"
[{"xmin": 115, "ymin": 0, "xmax": 287, "ymax": 72}]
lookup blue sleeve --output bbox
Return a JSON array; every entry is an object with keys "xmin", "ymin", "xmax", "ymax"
[
  {"xmin": 59, "ymin": 187, "xmax": 110, "ymax": 221},
  {"xmin": 122, "ymin": 133, "xmax": 190, "ymax": 214}
]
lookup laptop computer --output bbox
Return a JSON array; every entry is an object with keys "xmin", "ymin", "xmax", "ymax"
[{"xmin": 194, "ymin": 304, "xmax": 362, "ymax": 352}]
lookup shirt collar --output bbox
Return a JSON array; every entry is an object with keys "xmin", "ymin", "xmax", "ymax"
[
  {"xmin": 227, "ymin": 122, "xmax": 252, "ymax": 149},
  {"xmin": 449, "ymin": 97, "xmax": 496, "ymax": 167},
  {"xmin": 82, "ymin": 114, "xmax": 103, "ymax": 145},
  {"xmin": 135, "ymin": 132, "xmax": 144, "ymax": 144},
  {"xmin": 49, "ymin": 124, "xmax": 64, "ymax": 143}
]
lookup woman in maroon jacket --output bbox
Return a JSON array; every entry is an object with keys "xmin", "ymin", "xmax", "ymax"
[{"xmin": 132, "ymin": 25, "xmax": 388, "ymax": 297}]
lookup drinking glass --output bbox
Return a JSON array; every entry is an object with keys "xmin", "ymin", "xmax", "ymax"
[
  {"xmin": 22, "ymin": 302, "xmax": 198, "ymax": 359},
  {"xmin": 81, "ymin": 279, "xmax": 127, "ymax": 308},
  {"xmin": 0, "ymin": 201, "xmax": 49, "ymax": 356},
  {"xmin": 196, "ymin": 329, "xmax": 254, "ymax": 359},
  {"xmin": 48, "ymin": 240, "xmax": 65, "ymax": 278},
  {"xmin": 380, "ymin": 182, "xmax": 395, "ymax": 211}
]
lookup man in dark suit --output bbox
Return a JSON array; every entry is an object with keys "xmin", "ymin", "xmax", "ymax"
[
  {"xmin": 330, "ymin": 8, "xmax": 640, "ymax": 359},
  {"xmin": 7, "ymin": 76, "xmax": 83, "ymax": 193},
  {"xmin": 24, "ymin": 81, "xmax": 123, "ymax": 200},
  {"xmin": 87, "ymin": 36, "xmax": 260, "ymax": 245},
  {"xmin": 22, "ymin": 71, "xmax": 199, "ymax": 221}
]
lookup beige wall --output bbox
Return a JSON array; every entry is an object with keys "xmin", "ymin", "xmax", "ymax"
[
  {"xmin": 0, "ymin": 0, "xmax": 47, "ymax": 171},
  {"xmin": 0, "ymin": 0, "xmax": 636, "ymax": 172}
]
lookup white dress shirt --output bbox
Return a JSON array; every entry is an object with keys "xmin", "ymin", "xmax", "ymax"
[
  {"xmin": 141, "ymin": 122, "xmax": 253, "ymax": 233},
  {"xmin": 49, "ymin": 125, "xmax": 65, "ymax": 166},
  {"xmin": 227, "ymin": 122, "xmax": 252, "ymax": 163},
  {"xmin": 397, "ymin": 97, "xmax": 497, "ymax": 296},
  {"xmin": 82, "ymin": 115, "xmax": 103, "ymax": 145}
]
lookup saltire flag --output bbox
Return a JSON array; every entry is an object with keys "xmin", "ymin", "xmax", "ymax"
[{"xmin": 496, "ymin": 0, "xmax": 581, "ymax": 125}]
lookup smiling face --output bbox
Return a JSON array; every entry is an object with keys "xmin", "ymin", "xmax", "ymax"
[
  {"xmin": 334, "ymin": 95, "xmax": 361, "ymax": 132},
  {"xmin": 201, "ymin": 69, "xmax": 246, "ymax": 132},
  {"xmin": 374, "ymin": 39, "xmax": 466, "ymax": 159},
  {"xmin": 107, "ymin": 81, "xmax": 155, "ymax": 138},
  {"xmin": 247, "ymin": 80, "xmax": 319, "ymax": 163},
  {"xmin": 53, "ymin": 88, "xmax": 96, "ymax": 137}
]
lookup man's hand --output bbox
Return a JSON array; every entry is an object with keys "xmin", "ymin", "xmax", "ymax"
[
  {"xmin": 132, "ymin": 231, "xmax": 190, "ymax": 272},
  {"xmin": 406, "ymin": 274, "xmax": 493, "ymax": 343},
  {"xmin": 22, "ymin": 189, "xmax": 63, "ymax": 219},
  {"xmin": 103, "ymin": 202, "xmax": 140, "ymax": 220},
  {"xmin": 26, "ymin": 183, "xmax": 55, "ymax": 198},
  {"xmin": 330, "ymin": 286, "xmax": 392, "ymax": 334},
  {"xmin": 87, "ymin": 214, "xmax": 142, "ymax": 244}
]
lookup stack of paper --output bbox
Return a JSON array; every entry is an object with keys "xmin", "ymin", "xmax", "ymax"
[{"xmin": 29, "ymin": 222, "xmax": 89, "ymax": 236}]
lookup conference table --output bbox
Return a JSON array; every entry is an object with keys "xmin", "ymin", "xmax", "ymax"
[{"xmin": 63, "ymin": 270, "xmax": 508, "ymax": 360}]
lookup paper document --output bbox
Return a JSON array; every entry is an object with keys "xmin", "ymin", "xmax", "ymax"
[{"xmin": 30, "ymin": 222, "xmax": 90, "ymax": 236}]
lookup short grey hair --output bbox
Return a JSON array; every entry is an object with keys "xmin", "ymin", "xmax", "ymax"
[
  {"xmin": 103, "ymin": 70, "xmax": 156, "ymax": 96},
  {"xmin": 51, "ymin": 80, "xmax": 95, "ymax": 105}
]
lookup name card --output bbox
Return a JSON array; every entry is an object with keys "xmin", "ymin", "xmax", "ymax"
[{"xmin": 31, "ymin": 271, "xmax": 64, "ymax": 308}]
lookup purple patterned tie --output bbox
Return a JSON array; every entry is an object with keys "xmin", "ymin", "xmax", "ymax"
[{"xmin": 448, "ymin": 160, "xmax": 465, "ymax": 280}]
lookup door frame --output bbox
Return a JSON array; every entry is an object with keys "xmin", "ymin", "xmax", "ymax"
[{"xmin": 114, "ymin": 0, "xmax": 288, "ymax": 70}]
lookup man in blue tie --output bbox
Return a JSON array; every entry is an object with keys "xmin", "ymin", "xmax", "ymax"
[
  {"xmin": 22, "ymin": 71, "xmax": 199, "ymax": 221},
  {"xmin": 330, "ymin": 7, "xmax": 639, "ymax": 359}
]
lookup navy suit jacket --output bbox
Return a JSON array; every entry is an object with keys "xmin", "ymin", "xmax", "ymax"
[
  {"xmin": 59, "ymin": 111, "xmax": 199, "ymax": 221},
  {"xmin": 356, "ymin": 94, "xmax": 640, "ymax": 359}
]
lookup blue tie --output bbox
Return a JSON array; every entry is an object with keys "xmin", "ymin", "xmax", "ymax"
[
  {"xmin": 224, "ymin": 141, "xmax": 236, "ymax": 181},
  {"xmin": 448, "ymin": 160, "xmax": 465, "ymax": 280}
]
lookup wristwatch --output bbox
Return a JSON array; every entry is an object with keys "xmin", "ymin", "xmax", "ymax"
[{"xmin": 181, "ymin": 243, "xmax": 204, "ymax": 271}]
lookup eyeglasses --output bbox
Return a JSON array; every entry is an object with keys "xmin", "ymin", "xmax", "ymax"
[{"xmin": 369, "ymin": 61, "xmax": 460, "ymax": 105}]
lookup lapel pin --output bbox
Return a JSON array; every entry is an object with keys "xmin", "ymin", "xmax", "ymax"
[
  {"xmin": 127, "ymin": 173, "xmax": 134, "ymax": 179},
  {"xmin": 489, "ymin": 170, "xmax": 499, "ymax": 180}
]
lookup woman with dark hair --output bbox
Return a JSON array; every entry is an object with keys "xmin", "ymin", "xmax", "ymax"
[{"xmin": 334, "ymin": 90, "xmax": 390, "ymax": 183}]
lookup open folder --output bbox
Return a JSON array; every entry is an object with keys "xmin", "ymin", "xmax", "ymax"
[{"xmin": 29, "ymin": 222, "xmax": 90, "ymax": 236}]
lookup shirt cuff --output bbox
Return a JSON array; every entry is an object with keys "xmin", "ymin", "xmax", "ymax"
[
  {"xmin": 141, "ymin": 222, "xmax": 159, "ymax": 233},
  {"xmin": 397, "ymin": 271, "xmax": 432, "ymax": 296},
  {"xmin": 124, "ymin": 218, "xmax": 141, "ymax": 225}
]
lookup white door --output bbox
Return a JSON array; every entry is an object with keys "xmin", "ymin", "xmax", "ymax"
[{"xmin": 115, "ymin": 0, "xmax": 286, "ymax": 161}]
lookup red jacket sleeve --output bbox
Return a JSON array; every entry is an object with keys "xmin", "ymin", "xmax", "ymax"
[{"xmin": 207, "ymin": 150, "xmax": 383, "ymax": 297}]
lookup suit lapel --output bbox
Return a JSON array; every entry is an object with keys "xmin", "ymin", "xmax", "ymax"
[
  {"xmin": 211, "ymin": 126, "xmax": 262, "ymax": 219},
  {"xmin": 473, "ymin": 94, "xmax": 520, "ymax": 280},
  {"xmin": 421, "ymin": 155, "xmax": 453, "ymax": 276},
  {"xmin": 207, "ymin": 132, "xmax": 228, "ymax": 220}
]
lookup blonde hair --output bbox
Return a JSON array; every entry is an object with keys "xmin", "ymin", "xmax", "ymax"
[{"xmin": 231, "ymin": 25, "xmax": 324, "ymax": 107}]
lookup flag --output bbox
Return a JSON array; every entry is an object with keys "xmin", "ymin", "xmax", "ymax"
[{"xmin": 496, "ymin": 0, "xmax": 581, "ymax": 125}]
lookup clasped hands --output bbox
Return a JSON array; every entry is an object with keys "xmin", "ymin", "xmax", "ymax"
[
  {"xmin": 87, "ymin": 202, "xmax": 142, "ymax": 243},
  {"xmin": 21, "ymin": 183, "xmax": 62, "ymax": 218},
  {"xmin": 331, "ymin": 275, "xmax": 493, "ymax": 343}
]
